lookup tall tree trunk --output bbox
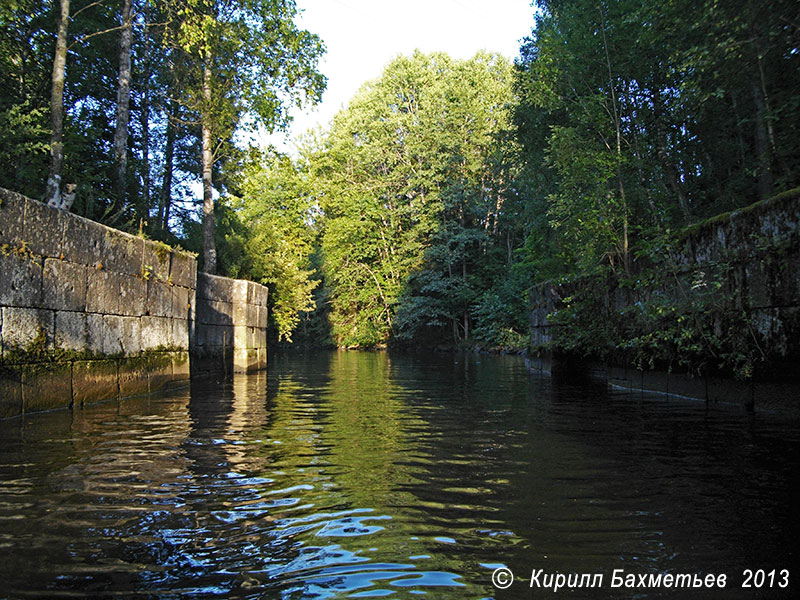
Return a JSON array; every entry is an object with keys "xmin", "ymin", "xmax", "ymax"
[
  {"xmin": 140, "ymin": 4, "xmax": 151, "ymax": 221},
  {"xmin": 752, "ymin": 80, "xmax": 773, "ymax": 200},
  {"xmin": 462, "ymin": 252, "xmax": 469, "ymax": 341},
  {"xmin": 650, "ymin": 89, "xmax": 690, "ymax": 222},
  {"xmin": 201, "ymin": 62, "xmax": 217, "ymax": 274},
  {"xmin": 599, "ymin": 5, "xmax": 630, "ymax": 274},
  {"xmin": 158, "ymin": 101, "xmax": 176, "ymax": 231},
  {"xmin": 113, "ymin": 0, "xmax": 134, "ymax": 206},
  {"xmin": 45, "ymin": 0, "xmax": 70, "ymax": 207}
]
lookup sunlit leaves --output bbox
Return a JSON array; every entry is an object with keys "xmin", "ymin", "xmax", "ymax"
[
  {"xmin": 310, "ymin": 51, "xmax": 518, "ymax": 347},
  {"xmin": 219, "ymin": 150, "xmax": 318, "ymax": 341}
]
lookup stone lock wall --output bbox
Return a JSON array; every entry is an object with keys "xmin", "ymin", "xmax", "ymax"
[
  {"xmin": 0, "ymin": 188, "xmax": 269, "ymax": 418},
  {"xmin": 527, "ymin": 191, "xmax": 800, "ymax": 409},
  {"xmin": 193, "ymin": 273, "xmax": 268, "ymax": 375}
]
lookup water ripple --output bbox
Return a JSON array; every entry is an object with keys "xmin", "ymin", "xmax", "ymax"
[{"xmin": 0, "ymin": 351, "xmax": 797, "ymax": 599}]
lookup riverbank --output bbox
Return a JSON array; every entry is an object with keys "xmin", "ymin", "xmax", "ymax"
[{"xmin": 527, "ymin": 190, "xmax": 800, "ymax": 413}]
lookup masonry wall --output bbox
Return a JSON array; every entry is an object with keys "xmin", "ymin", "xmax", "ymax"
[
  {"xmin": 193, "ymin": 273, "xmax": 268, "ymax": 375},
  {"xmin": 0, "ymin": 188, "xmax": 268, "ymax": 419},
  {"xmin": 528, "ymin": 191, "xmax": 800, "ymax": 410}
]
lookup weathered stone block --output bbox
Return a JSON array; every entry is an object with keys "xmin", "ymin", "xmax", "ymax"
[
  {"xmin": 258, "ymin": 347, "xmax": 267, "ymax": 371},
  {"xmin": 233, "ymin": 347, "xmax": 259, "ymax": 373},
  {"xmin": 60, "ymin": 213, "xmax": 92, "ymax": 265},
  {"xmin": 767, "ymin": 256, "xmax": 800, "ymax": 308},
  {"xmin": 232, "ymin": 280, "xmax": 248, "ymax": 322},
  {"xmin": 1, "ymin": 307, "xmax": 54, "ymax": 355},
  {"xmin": 172, "ymin": 318, "xmax": 189, "ymax": 349},
  {"xmin": 140, "ymin": 315, "xmax": 171, "ymax": 349},
  {"xmin": 22, "ymin": 363, "xmax": 72, "ymax": 413},
  {"xmin": 54, "ymin": 310, "xmax": 87, "ymax": 351},
  {"xmin": 170, "ymin": 250, "xmax": 196, "ymax": 289},
  {"xmin": 172, "ymin": 285, "xmax": 190, "ymax": 320},
  {"xmin": 203, "ymin": 324, "xmax": 232, "ymax": 348},
  {"xmin": 193, "ymin": 318, "xmax": 206, "ymax": 348},
  {"xmin": 0, "ymin": 252, "xmax": 43, "ymax": 307},
  {"xmin": 119, "ymin": 274, "xmax": 145, "ymax": 316},
  {"xmin": 255, "ymin": 284, "xmax": 268, "ymax": 307},
  {"xmin": 100, "ymin": 228, "xmax": 143, "ymax": 276},
  {"xmin": 118, "ymin": 357, "xmax": 149, "ymax": 398},
  {"xmin": 0, "ymin": 188, "xmax": 26, "ymax": 248},
  {"xmin": 23, "ymin": 198, "xmax": 62, "ymax": 258},
  {"xmin": 85, "ymin": 314, "xmax": 104, "ymax": 354},
  {"xmin": 257, "ymin": 305, "xmax": 267, "ymax": 329},
  {"xmin": 244, "ymin": 303, "xmax": 258, "ymax": 327},
  {"xmin": 147, "ymin": 352, "xmax": 175, "ymax": 393},
  {"xmin": 749, "ymin": 307, "xmax": 778, "ymax": 343},
  {"xmin": 172, "ymin": 351, "xmax": 190, "ymax": 382},
  {"xmin": 102, "ymin": 315, "xmax": 125, "ymax": 355},
  {"xmin": 146, "ymin": 279, "xmax": 172, "ymax": 317},
  {"xmin": 233, "ymin": 324, "xmax": 250, "ymax": 350},
  {"xmin": 85, "ymin": 224, "xmax": 104, "ymax": 269},
  {"xmin": 86, "ymin": 269, "xmax": 119, "ymax": 314},
  {"xmin": 120, "ymin": 316, "xmax": 141, "ymax": 354},
  {"xmin": 256, "ymin": 326, "xmax": 267, "ymax": 349},
  {"xmin": 0, "ymin": 366, "xmax": 23, "ymax": 418},
  {"xmin": 188, "ymin": 258, "xmax": 197, "ymax": 292},
  {"xmin": 247, "ymin": 325, "xmax": 258, "ymax": 348},
  {"xmin": 198, "ymin": 272, "xmax": 234, "ymax": 302},
  {"xmin": 142, "ymin": 240, "xmax": 171, "ymax": 282},
  {"xmin": 94, "ymin": 315, "xmax": 141, "ymax": 356},
  {"xmin": 43, "ymin": 258, "xmax": 87, "ymax": 311},
  {"xmin": 196, "ymin": 299, "xmax": 233, "ymax": 326},
  {"xmin": 72, "ymin": 359, "xmax": 118, "ymax": 406}
]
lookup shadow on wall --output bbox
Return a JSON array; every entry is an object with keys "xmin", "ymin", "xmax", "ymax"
[
  {"xmin": 0, "ymin": 187, "xmax": 266, "ymax": 419},
  {"xmin": 192, "ymin": 273, "xmax": 268, "ymax": 378}
]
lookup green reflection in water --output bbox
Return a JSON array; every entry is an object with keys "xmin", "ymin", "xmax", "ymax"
[{"xmin": 0, "ymin": 351, "xmax": 797, "ymax": 599}]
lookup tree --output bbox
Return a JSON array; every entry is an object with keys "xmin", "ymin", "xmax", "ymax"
[
  {"xmin": 0, "ymin": 0, "xmax": 53, "ymax": 196},
  {"xmin": 112, "ymin": 0, "xmax": 134, "ymax": 208},
  {"xmin": 515, "ymin": 0, "xmax": 800, "ymax": 286},
  {"xmin": 168, "ymin": 0, "xmax": 325, "ymax": 273},
  {"xmin": 217, "ymin": 150, "xmax": 320, "ymax": 342},
  {"xmin": 44, "ymin": 0, "xmax": 70, "ymax": 208},
  {"xmin": 311, "ymin": 51, "xmax": 519, "ymax": 348}
]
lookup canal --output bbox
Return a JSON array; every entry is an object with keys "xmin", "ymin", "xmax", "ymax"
[{"xmin": 0, "ymin": 351, "xmax": 797, "ymax": 598}]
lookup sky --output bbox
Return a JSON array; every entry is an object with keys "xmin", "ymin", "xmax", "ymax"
[{"xmin": 264, "ymin": 0, "xmax": 535, "ymax": 153}]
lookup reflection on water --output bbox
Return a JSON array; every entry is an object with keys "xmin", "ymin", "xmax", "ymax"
[{"xmin": 0, "ymin": 351, "xmax": 797, "ymax": 598}]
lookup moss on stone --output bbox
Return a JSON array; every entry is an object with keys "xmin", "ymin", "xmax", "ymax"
[
  {"xmin": 0, "ymin": 328, "xmax": 183, "ymax": 368},
  {"xmin": 679, "ymin": 187, "xmax": 800, "ymax": 241}
]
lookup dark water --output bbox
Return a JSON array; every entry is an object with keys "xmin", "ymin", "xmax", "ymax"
[{"xmin": 0, "ymin": 351, "xmax": 797, "ymax": 599}]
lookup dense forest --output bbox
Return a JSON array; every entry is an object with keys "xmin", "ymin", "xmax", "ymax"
[{"xmin": 2, "ymin": 0, "xmax": 799, "ymax": 361}]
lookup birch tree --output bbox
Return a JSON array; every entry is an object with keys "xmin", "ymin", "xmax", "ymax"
[
  {"xmin": 170, "ymin": 0, "xmax": 325, "ymax": 273},
  {"xmin": 44, "ymin": 0, "xmax": 69, "ymax": 208},
  {"xmin": 112, "ymin": 0, "xmax": 134, "ymax": 206}
]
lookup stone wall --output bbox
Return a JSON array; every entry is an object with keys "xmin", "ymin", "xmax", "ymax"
[
  {"xmin": 528, "ymin": 191, "xmax": 800, "ymax": 409},
  {"xmin": 0, "ymin": 188, "xmax": 269, "ymax": 418},
  {"xmin": 193, "ymin": 273, "xmax": 268, "ymax": 375}
]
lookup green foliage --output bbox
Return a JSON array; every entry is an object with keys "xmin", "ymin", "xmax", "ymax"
[
  {"xmin": 312, "ymin": 51, "xmax": 527, "ymax": 348},
  {"xmin": 0, "ymin": 0, "xmax": 324, "ymax": 241},
  {"xmin": 4, "ymin": 0, "xmax": 799, "ymax": 365},
  {"xmin": 216, "ymin": 150, "xmax": 319, "ymax": 342},
  {"xmin": 0, "ymin": 0, "xmax": 53, "ymax": 197},
  {"xmin": 547, "ymin": 239, "xmax": 769, "ymax": 380},
  {"xmin": 167, "ymin": 0, "xmax": 325, "ymax": 149},
  {"xmin": 516, "ymin": 0, "xmax": 800, "ymax": 286},
  {"xmin": 471, "ymin": 287, "xmax": 529, "ymax": 352}
]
